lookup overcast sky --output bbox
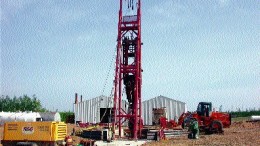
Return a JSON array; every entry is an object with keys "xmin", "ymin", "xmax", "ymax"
[{"xmin": 1, "ymin": 0, "xmax": 259, "ymax": 112}]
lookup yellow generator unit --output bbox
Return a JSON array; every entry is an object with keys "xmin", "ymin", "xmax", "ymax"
[{"xmin": 1, "ymin": 121, "xmax": 67, "ymax": 146}]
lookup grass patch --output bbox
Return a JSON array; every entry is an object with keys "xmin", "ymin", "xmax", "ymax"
[{"xmin": 231, "ymin": 117, "xmax": 248, "ymax": 122}]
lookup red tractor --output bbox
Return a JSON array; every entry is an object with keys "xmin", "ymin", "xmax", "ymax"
[{"xmin": 180, "ymin": 102, "xmax": 231, "ymax": 134}]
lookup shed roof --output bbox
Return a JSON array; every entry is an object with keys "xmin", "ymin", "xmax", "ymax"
[{"xmin": 142, "ymin": 95, "xmax": 186, "ymax": 104}]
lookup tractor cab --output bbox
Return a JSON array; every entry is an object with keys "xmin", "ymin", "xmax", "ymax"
[{"xmin": 197, "ymin": 102, "xmax": 212, "ymax": 117}]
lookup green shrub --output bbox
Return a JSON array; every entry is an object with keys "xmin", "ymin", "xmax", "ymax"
[{"xmin": 60, "ymin": 111, "xmax": 74, "ymax": 122}]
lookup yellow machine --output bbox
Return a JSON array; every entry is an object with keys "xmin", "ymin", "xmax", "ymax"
[{"xmin": 1, "ymin": 121, "xmax": 67, "ymax": 146}]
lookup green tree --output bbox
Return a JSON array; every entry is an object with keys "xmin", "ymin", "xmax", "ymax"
[{"xmin": 0, "ymin": 95, "xmax": 47, "ymax": 112}]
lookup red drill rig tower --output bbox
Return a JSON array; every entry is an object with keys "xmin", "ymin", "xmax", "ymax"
[{"xmin": 113, "ymin": 0, "xmax": 142, "ymax": 139}]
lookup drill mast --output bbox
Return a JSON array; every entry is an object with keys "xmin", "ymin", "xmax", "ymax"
[{"xmin": 113, "ymin": 0, "xmax": 142, "ymax": 139}]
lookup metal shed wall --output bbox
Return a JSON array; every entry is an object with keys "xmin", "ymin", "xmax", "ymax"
[
  {"xmin": 142, "ymin": 96, "xmax": 186, "ymax": 125},
  {"xmin": 74, "ymin": 95, "xmax": 128, "ymax": 124},
  {"xmin": 74, "ymin": 95, "xmax": 186, "ymax": 125}
]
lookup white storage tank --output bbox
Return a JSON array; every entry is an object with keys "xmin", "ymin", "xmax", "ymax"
[
  {"xmin": 0, "ymin": 112, "xmax": 11, "ymax": 125},
  {"xmin": 0, "ymin": 112, "xmax": 41, "ymax": 125},
  {"xmin": 20, "ymin": 112, "xmax": 41, "ymax": 122},
  {"xmin": 249, "ymin": 115, "xmax": 260, "ymax": 121},
  {"xmin": 9, "ymin": 112, "xmax": 23, "ymax": 121},
  {"xmin": 39, "ymin": 112, "xmax": 61, "ymax": 122}
]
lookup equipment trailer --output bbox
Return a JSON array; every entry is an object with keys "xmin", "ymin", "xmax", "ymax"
[{"xmin": 1, "ymin": 121, "xmax": 67, "ymax": 146}]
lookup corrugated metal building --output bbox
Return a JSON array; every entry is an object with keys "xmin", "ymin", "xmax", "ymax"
[
  {"xmin": 74, "ymin": 95, "xmax": 128, "ymax": 123},
  {"xmin": 74, "ymin": 95, "xmax": 186, "ymax": 125},
  {"xmin": 142, "ymin": 95, "xmax": 186, "ymax": 125}
]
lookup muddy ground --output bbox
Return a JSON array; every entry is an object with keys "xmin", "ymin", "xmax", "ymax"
[{"xmin": 0, "ymin": 120, "xmax": 259, "ymax": 146}]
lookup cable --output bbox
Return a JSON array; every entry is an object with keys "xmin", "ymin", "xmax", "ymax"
[
  {"xmin": 99, "ymin": 48, "xmax": 117, "ymax": 123},
  {"xmin": 100, "ymin": 87, "xmax": 114, "ymax": 123},
  {"xmin": 101, "ymin": 48, "xmax": 117, "ymax": 96}
]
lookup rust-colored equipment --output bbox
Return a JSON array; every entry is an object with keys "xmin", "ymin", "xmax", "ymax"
[
  {"xmin": 178, "ymin": 102, "xmax": 231, "ymax": 133},
  {"xmin": 147, "ymin": 102, "xmax": 231, "ymax": 140},
  {"xmin": 152, "ymin": 108, "xmax": 167, "ymax": 125}
]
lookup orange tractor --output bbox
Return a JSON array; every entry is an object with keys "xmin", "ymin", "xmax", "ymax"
[
  {"xmin": 148, "ymin": 102, "xmax": 231, "ymax": 140},
  {"xmin": 179, "ymin": 102, "xmax": 231, "ymax": 134}
]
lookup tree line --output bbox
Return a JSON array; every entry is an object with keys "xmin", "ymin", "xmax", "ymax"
[
  {"xmin": 0, "ymin": 95, "xmax": 47, "ymax": 112},
  {"xmin": 230, "ymin": 110, "xmax": 260, "ymax": 118}
]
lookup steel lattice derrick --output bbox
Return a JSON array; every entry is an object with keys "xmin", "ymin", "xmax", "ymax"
[{"xmin": 113, "ymin": 0, "xmax": 142, "ymax": 140}]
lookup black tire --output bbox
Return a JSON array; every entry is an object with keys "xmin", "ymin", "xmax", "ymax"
[
  {"xmin": 181, "ymin": 122, "xmax": 185, "ymax": 129},
  {"xmin": 16, "ymin": 142, "xmax": 38, "ymax": 146},
  {"xmin": 156, "ymin": 132, "xmax": 160, "ymax": 141},
  {"xmin": 2, "ymin": 142, "xmax": 17, "ymax": 146},
  {"xmin": 49, "ymin": 142, "xmax": 58, "ymax": 146},
  {"xmin": 210, "ymin": 120, "xmax": 223, "ymax": 134},
  {"xmin": 229, "ymin": 113, "xmax": 232, "ymax": 126},
  {"xmin": 188, "ymin": 133, "xmax": 192, "ymax": 139}
]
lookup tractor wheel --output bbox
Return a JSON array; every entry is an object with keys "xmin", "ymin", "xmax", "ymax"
[
  {"xmin": 210, "ymin": 120, "xmax": 223, "ymax": 134},
  {"xmin": 181, "ymin": 122, "xmax": 185, "ymax": 129},
  {"xmin": 156, "ymin": 132, "xmax": 160, "ymax": 141},
  {"xmin": 16, "ymin": 142, "xmax": 38, "ymax": 146}
]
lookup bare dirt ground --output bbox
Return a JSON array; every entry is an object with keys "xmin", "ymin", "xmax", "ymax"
[
  {"xmin": 0, "ymin": 120, "xmax": 259, "ymax": 146},
  {"xmin": 143, "ymin": 121, "xmax": 260, "ymax": 146},
  {"xmin": 66, "ymin": 121, "xmax": 260, "ymax": 146},
  {"xmin": 68, "ymin": 121, "xmax": 260, "ymax": 145}
]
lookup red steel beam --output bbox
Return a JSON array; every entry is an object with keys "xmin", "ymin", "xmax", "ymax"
[{"xmin": 113, "ymin": 0, "xmax": 142, "ymax": 140}]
